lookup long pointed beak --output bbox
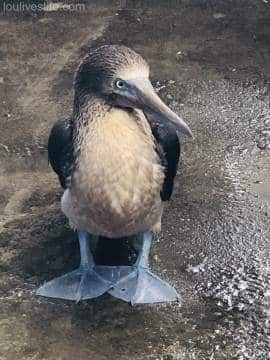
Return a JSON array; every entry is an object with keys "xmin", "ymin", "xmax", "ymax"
[{"xmin": 126, "ymin": 78, "xmax": 193, "ymax": 138}]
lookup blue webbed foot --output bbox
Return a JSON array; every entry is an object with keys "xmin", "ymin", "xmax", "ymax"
[
  {"xmin": 108, "ymin": 232, "xmax": 179, "ymax": 305},
  {"xmin": 36, "ymin": 266, "xmax": 112, "ymax": 301},
  {"xmin": 36, "ymin": 231, "xmax": 179, "ymax": 305},
  {"xmin": 108, "ymin": 265, "xmax": 179, "ymax": 305},
  {"xmin": 36, "ymin": 231, "xmax": 113, "ymax": 302}
]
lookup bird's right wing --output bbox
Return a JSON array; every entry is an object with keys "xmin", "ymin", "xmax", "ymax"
[{"xmin": 48, "ymin": 117, "xmax": 74, "ymax": 189}]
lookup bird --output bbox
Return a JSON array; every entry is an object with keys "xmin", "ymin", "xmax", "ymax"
[{"xmin": 36, "ymin": 45, "xmax": 193, "ymax": 305}]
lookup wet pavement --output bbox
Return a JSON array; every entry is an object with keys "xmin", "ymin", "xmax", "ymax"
[{"xmin": 0, "ymin": 0, "xmax": 270, "ymax": 359}]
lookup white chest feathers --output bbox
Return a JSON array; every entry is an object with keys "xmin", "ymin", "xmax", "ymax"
[{"xmin": 61, "ymin": 107, "xmax": 165, "ymax": 237}]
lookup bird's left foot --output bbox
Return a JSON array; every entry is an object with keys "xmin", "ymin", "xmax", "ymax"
[{"xmin": 108, "ymin": 265, "xmax": 179, "ymax": 305}]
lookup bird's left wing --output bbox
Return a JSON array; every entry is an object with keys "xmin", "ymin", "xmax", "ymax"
[
  {"xmin": 151, "ymin": 124, "xmax": 181, "ymax": 201},
  {"xmin": 48, "ymin": 117, "xmax": 74, "ymax": 189}
]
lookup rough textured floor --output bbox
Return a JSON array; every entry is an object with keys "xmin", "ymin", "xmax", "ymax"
[{"xmin": 0, "ymin": 1, "xmax": 270, "ymax": 359}]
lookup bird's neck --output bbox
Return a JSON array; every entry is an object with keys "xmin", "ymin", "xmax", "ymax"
[{"xmin": 74, "ymin": 89, "xmax": 106, "ymax": 114}]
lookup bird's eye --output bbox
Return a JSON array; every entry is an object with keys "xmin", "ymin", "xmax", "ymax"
[{"xmin": 115, "ymin": 79, "xmax": 126, "ymax": 89}]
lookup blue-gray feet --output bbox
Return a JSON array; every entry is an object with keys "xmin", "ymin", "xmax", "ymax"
[
  {"xmin": 36, "ymin": 231, "xmax": 112, "ymax": 301},
  {"xmin": 37, "ymin": 231, "xmax": 179, "ymax": 304},
  {"xmin": 108, "ymin": 232, "xmax": 179, "ymax": 305}
]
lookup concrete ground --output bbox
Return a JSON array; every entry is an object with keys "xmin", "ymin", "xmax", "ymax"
[{"xmin": 0, "ymin": 0, "xmax": 270, "ymax": 359}]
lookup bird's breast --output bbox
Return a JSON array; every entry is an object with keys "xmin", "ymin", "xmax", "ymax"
[{"xmin": 62, "ymin": 107, "xmax": 164, "ymax": 237}]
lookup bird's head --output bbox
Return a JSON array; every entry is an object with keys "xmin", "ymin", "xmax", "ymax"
[{"xmin": 75, "ymin": 45, "xmax": 193, "ymax": 138}]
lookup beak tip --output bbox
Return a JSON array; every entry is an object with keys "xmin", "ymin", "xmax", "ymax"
[
  {"xmin": 182, "ymin": 128, "xmax": 194, "ymax": 140},
  {"xmin": 177, "ymin": 129, "xmax": 194, "ymax": 139}
]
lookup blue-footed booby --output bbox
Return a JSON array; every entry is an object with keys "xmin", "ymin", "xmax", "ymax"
[{"xmin": 37, "ymin": 45, "xmax": 193, "ymax": 304}]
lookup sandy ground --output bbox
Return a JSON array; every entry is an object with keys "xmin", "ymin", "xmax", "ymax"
[{"xmin": 0, "ymin": 0, "xmax": 270, "ymax": 359}]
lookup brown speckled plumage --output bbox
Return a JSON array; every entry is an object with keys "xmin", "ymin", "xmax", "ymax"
[
  {"xmin": 57, "ymin": 45, "xmax": 178, "ymax": 238},
  {"xmin": 62, "ymin": 96, "xmax": 164, "ymax": 237},
  {"xmin": 75, "ymin": 45, "xmax": 149, "ymax": 96}
]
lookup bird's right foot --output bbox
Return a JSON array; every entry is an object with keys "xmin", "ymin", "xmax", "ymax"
[{"xmin": 36, "ymin": 266, "xmax": 112, "ymax": 302}]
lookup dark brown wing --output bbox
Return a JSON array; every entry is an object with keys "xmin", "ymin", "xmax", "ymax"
[
  {"xmin": 151, "ymin": 124, "xmax": 181, "ymax": 201},
  {"xmin": 48, "ymin": 117, "xmax": 74, "ymax": 189}
]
